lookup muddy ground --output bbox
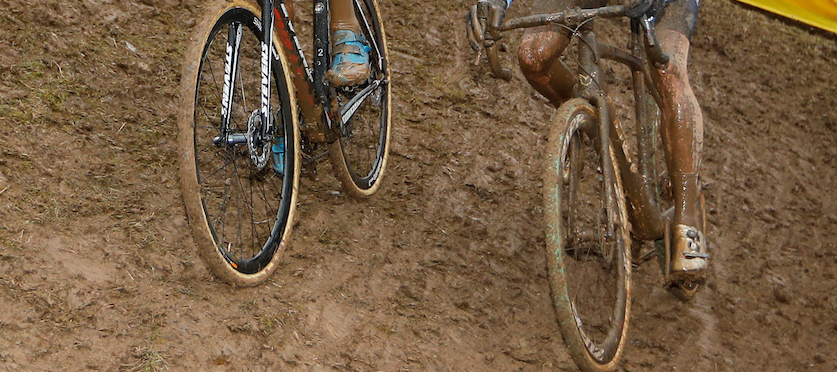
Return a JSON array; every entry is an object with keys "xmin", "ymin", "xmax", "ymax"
[{"xmin": 1, "ymin": 0, "xmax": 836, "ymax": 370}]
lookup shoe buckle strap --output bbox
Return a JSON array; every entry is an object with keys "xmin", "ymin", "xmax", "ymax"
[{"xmin": 332, "ymin": 30, "xmax": 368, "ymax": 46}]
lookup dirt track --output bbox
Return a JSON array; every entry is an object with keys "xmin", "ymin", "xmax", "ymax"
[{"xmin": 1, "ymin": 0, "xmax": 836, "ymax": 370}]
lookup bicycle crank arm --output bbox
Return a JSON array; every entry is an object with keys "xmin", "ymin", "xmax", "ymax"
[{"xmin": 340, "ymin": 79, "xmax": 385, "ymax": 122}]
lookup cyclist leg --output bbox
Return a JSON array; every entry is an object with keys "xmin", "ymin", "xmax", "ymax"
[
  {"xmin": 650, "ymin": 0, "xmax": 707, "ymax": 285},
  {"xmin": 518, "ymin": 0, "xmax": 607, "ymax": 107},
  {"xmin": 518, "ymin": 24, "xmax": 574, "ymax": 107},
  {"xmin": 328, "ymin": 0, "xmax": 371, "ymax": 86}
]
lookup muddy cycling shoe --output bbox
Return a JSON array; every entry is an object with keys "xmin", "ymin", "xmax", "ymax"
[
  {"xmin": 667, "ymin": 224, "xmax": 709, "ymax": 299},
  {"xmin": 326, "ymin": 30, "xmax": 371, "ymax": 87}
]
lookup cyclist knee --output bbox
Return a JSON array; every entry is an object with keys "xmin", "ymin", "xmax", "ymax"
[
  {"xmin": 517, "ymin": 28, "xmax": 568, "ymax": 76},
  {"xmin": 517, "ymin": 40, "xmax": 545, "ymax": 76},
  {"xmin": 654, "ymin": 31, "xmax": 691, "ymax": 84}
]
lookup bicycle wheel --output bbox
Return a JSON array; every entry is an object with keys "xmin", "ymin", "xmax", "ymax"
[
  {"xmin": 543, "ymin": 98, "xmax": 632, "ymax": 371},
  {"xmin": 327, "ymin": 0, "xmax": 391, "ymax": 197},
  {"xmin": 178, "ymin": 0, "xmax": 300, "ymax": 286}
]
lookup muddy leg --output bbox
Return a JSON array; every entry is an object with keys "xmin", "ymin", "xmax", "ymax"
[
  {"xmin": 652, "ymin": 30, "xmax": 707, "ymax": 284},
  {"xmin": 518, "ymin": 26, "xmax": 576, "ymax": 107},
  {"xmin": 330, "ymin": 0, "xmax": 360, "ymax": 33},
  {"xmin": 653, "ymin": 30, "xmax": 703, "ymax": 230}
]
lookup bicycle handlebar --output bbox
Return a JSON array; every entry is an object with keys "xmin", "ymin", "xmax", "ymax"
[
  {"xmin": 475, "ymin": 3, "xmax": 670, "ymax": 80},
  {"xmin": 484, "ymin": 44, "xmax": 512, "ymax": 80},
  {"xmin": 474, "ymin": 1, "xmax": 512, "ymax": 80},
  {"xmin": 637, "ymin": 14, "xmax": 670, "ymax": 65},
  {"xmin": 499, "ymin": 5, "xmax": 628, "ymax": 32}
]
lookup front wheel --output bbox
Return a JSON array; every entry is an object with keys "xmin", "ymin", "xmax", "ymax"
[
  {"xmin": 543, "ymin": 99, "xmax": 632, "ymax": 371},
  {"xmin": 327, "ymin": 0, "xmax": 392, "ymax": 197},
  {"xmin": 178, "ymin": 0, "xmax": 300, "ymax": 286}
]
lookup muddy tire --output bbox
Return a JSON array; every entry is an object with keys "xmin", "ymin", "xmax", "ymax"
[
  {"xmin": 543, "ymin": 98, "xmax": 632, "ymax": 371},
  {"xmin": 178, "ymin": 0, "xmax": 300, "ymax": 286}
]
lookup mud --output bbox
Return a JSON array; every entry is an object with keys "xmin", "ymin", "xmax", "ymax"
[{"xmin": 1, "ymin": 0, "xmax": 836, "ymax": 370}]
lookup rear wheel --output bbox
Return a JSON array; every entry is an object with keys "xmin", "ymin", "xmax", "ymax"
[
  {"xmin": 543, "ymin": 99, "xmax": 632, "ymax": 371},
  {"xmin": 327, "ymin": 0, "xmax": 391, "ymax": 197},
  {"xmin": 178, "ymin": 0, "xmax": 300, "ymax": 286}
]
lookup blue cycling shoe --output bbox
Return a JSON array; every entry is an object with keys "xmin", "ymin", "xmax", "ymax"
[{"xmin": 327, "ymin": 30, "xmax": 371, "ymax": 87}]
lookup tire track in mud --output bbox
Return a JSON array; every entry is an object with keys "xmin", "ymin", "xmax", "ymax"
[
  {"xmin": 679, "ymin": 283, "xmax": 722, "ymax": 370},
  {"xmin": 623, "ymin": 233, "xmax": 728, "ymax": 370},
  {"xmin": 667, "ymin": 185, "xmax": 730, "ymax": 370}
]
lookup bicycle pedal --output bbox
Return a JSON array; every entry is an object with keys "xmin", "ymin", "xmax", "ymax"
[{"xmin": 665, "ymin": 279, "xmax": 701, "ymax": 301}]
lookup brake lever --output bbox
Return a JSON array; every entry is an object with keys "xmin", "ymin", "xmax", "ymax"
[
  {"xmin": 468, "ymin": 3, "xmax": 485, "ymax": 53},
  {"xmin": 639, "ymin": 14, "xmax": 669, "ymax": 66},
  {"xmin": 475, "ymin": 1, "xmax": 512, "ymax": 80}
]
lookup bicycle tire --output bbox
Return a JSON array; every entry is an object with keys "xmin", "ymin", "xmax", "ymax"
[
  {"xmin": 178, "ymin": 0, "xmax": 300, "ymax": 286},
  {"xmin": 327, "ymin": 0, "xmax": 391, "ymax": 197},
  {"xmin": 543, "ymin": 98, "xmax": 632, "ymax": 372}
]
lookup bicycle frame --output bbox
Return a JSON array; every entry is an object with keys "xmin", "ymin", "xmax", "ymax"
[
  {"xmin": 576, "ymin": 20, "xmax": 671, "ymax": 242},
  {"xmin": 474, "ymin": 6, "xmax": 705, "ymax": 367},
  {"xmin": 218, "ymin": 0, "xmax": 384, "ymax": 149},
  {"xmin": 266, "ymin": 0, "xmax": 336, "ymax": 143},
  {"xmin": 481, "ymin": 4, "xmax": 672, "ymax": 241}
]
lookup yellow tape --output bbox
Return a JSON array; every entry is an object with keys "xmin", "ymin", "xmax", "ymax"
[{"xmin": 735, "ymin": 0, "xmax": 837, "ymax": 34}]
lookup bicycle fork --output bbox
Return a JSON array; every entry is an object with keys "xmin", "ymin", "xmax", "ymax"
[
  {"xmin": 212, "ymin": 3, "xmax": 280, "ymax": 166},
  {"xmin": 575, "ymin": 27, "xmax": 623, "ymax": 241},
  {"xmin": 220, "ymin": 21, "xmax": 243, "ymax": 142}
]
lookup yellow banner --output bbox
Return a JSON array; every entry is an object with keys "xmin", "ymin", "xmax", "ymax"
[{"xmin": 736, "ymin": 0, "xmax": 837, "ymax": 34}]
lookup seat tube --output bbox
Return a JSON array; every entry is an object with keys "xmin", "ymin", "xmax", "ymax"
[
  {"xmin": 629, "ymin": 29, "xmax": 666, "ymax": 239},
  {"xmin": 313, "ymin": 0, "xmax": 330, "ymax": 107},
  {"xmin": 273, "ymin": 0, "xmax": 333, "ymax": 142}
]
